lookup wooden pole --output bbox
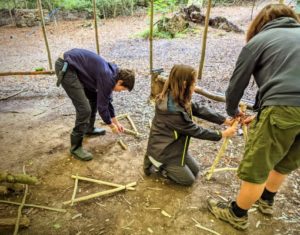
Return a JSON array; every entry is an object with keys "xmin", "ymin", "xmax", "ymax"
[
  {"xmin": 70, "ymin": 175, "xmax": 136, "ymax": 190},
  {"xmin": 156, "ymin": 75, "xmax": 253, "ymax": 110},
  {"xmin": 0, "ymin": 71, "xmax": 55, "ymax": 76},
  {"xmin": 279, "ymin": 0, "xmax": 284, "ymax": 4},
  {"xmin": 63, "ymin": 182, "xmax": 136, "ymax": 205},
  {"xmin": 37, "ymin": 0, "xmax": 53, "ymax": 70},
  {"xmin": 0, "ymin": 217, "xmax": 30, "ymax": 229},
  {"xmin": 0, "ymin": 200, "xmax": 66, "ymax": 213},
  {"xmin": 198, "ymin": 0, "xmax": 212, "ymax": 80},
  {"xmin": 149, "ymin": 0, "xmax": 154, "ymax": 73},
  {"xmin": 251, "ymin": 0, "xmax": 256, "ymax": 20},
  {"xmin": 93, "ymin": 0, "xmax": 100, "ymax": 54}
]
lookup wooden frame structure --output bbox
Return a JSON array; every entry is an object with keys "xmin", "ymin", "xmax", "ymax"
[{"xmin": 0, "ymin": 0, "xmax": 100, "ymax": 77}]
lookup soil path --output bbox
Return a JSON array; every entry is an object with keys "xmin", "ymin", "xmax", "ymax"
[{"xmin": 0, "ymin": 5, "xmax": 299, "ymax": 235}]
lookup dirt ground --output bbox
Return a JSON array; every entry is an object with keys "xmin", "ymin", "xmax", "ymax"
[{"xmin": 0, "ymin": 3, "xmax": 300, "ymax": 235}]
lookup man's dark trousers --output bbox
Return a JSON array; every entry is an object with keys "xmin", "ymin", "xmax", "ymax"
[{"xmin": 55, "ymin": 58, "xmax": 97, "ymax": 138}]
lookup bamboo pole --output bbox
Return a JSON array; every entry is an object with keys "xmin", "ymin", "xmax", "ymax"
[
  {"xmin": 0, "ymin": 200, "xmax": 66, "ymax": 213},
  {"xmin": 70, "ymin": 175, "xmax": 136, "ymax": 190},
  {"xmin": 279, "ymin": 0, "xmax": 284, "ymax": 4},
  {"xmin": 0, "ymin": 71, "xmax": 55, "ymax": 76},
  {"xmin": 71, "ymin": 174, "xmax": 79, "ymax": 206},
  {"xmin": 118, "ymin": 139, "xmax": 128, "ymax": 150},
  {"xmin": 206, "ymin": 119, "xmax": 239, "ymax": 180},
  {"xmin": 156, "ymin": 75, "xmax": 253, "ymax": 110},
  {"xmin": 92, "ymin": 0, "xmax": 100, "ymax": 54},
  {"xmin": 13, "ymin": 166, "xmax": 28, "ymax": 235},
  {"xmin": 126, "ymin": 114, "xmax": 138, "ymax": 133},
  {"xmin": 149, "ymin": 0, "xmax": 154, "ymax": 73},
  {"xmin": 198, "ymin": 0, "xmax": 212, "ymax": 80},
  {"xmin": 37, "ymin": 0, "xmax": 53, "ymax": 70},
  {"xmin": 123, "ymin": 128, "xmax": 140, "ymax": 137},
  {"xmin": 63, "ymin": 182, "xmax": 136, "ymax": 205}
]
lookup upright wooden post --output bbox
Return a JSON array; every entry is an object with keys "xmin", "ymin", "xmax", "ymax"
[
  {"xmin": 198, "ymin": 0, "xmax": 212, "ymax": 80},
  {"xmin": 149, "ymin": 0, "xmax": 154, "ymax": 73},
  {"xmin": 37, "ymin": 0, "xmax": 53, "ymax": 70},
  {"xmin": 93, "ymin": 0, "xmax": 100, "ymax": 54}
]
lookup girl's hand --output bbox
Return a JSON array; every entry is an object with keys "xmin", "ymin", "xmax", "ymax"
[
  {"xmin": 223, "ymin": 118, "xmax": 235, "ymax": 126},
  {"xmin": 221, "ymin": 126, "xmax": 237, "ymax": 138}
]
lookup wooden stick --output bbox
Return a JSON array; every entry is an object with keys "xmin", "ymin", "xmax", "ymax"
[
  {"xmin": 63, "ymin": 182, "xmax": 136, "ymax": 205},
  {"xmin": 123, "ymin": 128, "xmax": 140, "ymax": 137},
  {"xmin": 118, "ymin": 139, "xmax": 128, "ymax": 150},
  {"xmin": 198, "ymin": 0, "xmax": 212, "ymax": 79},
  {"xmin": 205, "ymin": 167, "xmax": 237, "ymax": 174},
  {"xmin": 149, "ymin": 0, "xmax": 154, "ymax": 73},
  {"xmin": 192, "ymin": 218, "xmax": 221, "ymax": 235},
  {"xmin": 92, "ymin": 0, "xmax": 100, "ymax": 54},
  {"xmin": 126, "ymin": 114, "xmax": 138, "ymax": 133},
  {"xmin": 37, "ymin": 0, "xmax": 52, "ymax": 70},
  {"xmin": 0, "ymin": 90, "xmax": 24, "ymax": 101},
  {"xmin": 0, "ymin": 200, "xmax": 66, "ymax": 213},
  {"xmin": 71, "ymin": 174, "xmax": 79, "ymax": 206},
  {"xmin": 13, "ymin": 166, "xmax": 28, "ymax": 235},
  {"xmin": 0, "ymin": 216, "xmax": 30, "ymax": 229},
  {"xmin": 70, "ymin": 175, "xmax": 136, "ymax": 190},
  {"xmin": 0, "ymin": 71, "xmax": 55, "ymax": 76},
  {"xmin": 206, "ymin": 120, "xmax": 239, "ymax": 180}
]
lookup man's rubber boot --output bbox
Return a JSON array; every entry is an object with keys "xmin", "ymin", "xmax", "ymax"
[
  {"xmin": 86, "ymin": 127, "xmax": 106, "ymax": 136},
  {"xmin": 70, "ymin": 134, "xmax": 93, "ymax": 161}
]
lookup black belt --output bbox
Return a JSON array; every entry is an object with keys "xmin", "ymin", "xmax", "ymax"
[{"xmin": 56, "ymin": 59, "xmax": 68, "ymax": 87}]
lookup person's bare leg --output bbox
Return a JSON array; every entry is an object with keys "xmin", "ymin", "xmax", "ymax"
[
  {"xmin": 265, "ymin": 170, "xmax": 287, "ymax": 192},
  {"xmin": 236, "ymin": 181, "xmax": 265, "ymax": 210}
]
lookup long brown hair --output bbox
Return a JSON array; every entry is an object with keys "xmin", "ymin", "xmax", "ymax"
[
  {"xmin": 246, "ymin": 4, "xmax": 300, "ymax": 42},
  {"xmin": 158, "ymin": 64, "xmax": 197, "ymax": 112}
]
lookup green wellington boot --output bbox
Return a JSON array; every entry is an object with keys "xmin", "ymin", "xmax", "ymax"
[{"xmin": 70, "ymin": 134, "xmax": 93, "ymax": 161}]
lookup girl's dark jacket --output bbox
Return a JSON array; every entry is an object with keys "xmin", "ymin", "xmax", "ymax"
[{"xmin": 146, "ymin": 95, "xmax": 225, "ymax": 166}]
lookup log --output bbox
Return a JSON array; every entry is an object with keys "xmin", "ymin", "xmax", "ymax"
[
  {"xmin": 0, "ymin": 71, "xmax": 55, "ymax": 76},
  {"xmin": 0, "ymin": 216, "xmax": 30, "ymax": 229},
  {"xmin": 0, "ymin": 172, "xmax": 38, "ymax": 185},
  {"xmin": 0, "ymin": 186, "xmax": 8, "ymax": 195}
]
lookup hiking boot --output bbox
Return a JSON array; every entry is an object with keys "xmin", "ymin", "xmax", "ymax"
[
  {"xmin": 70, "ymin": 146, "xmax": 93, "ymax": 161},
  {"xmin": 70, "ymin": 133, "xmax": 93, "ymax": 161},
  {"xmin": 257, "ymin": 198, "xmax": 274, "ymax": 215},
  {"xmin": 86, "ymin": 127, "xmax": 106, "ymax": 136},
  {"xmin": 207, "ymin": 198, "xmax": 249, "ymax": 230}
]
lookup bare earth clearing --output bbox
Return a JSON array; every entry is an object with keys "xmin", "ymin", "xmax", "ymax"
[{"xmin": 0, "ymin": 5, "xmax": 299, "ymax": 235}]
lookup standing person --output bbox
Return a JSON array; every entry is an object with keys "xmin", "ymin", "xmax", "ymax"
[
  {"xmin": 55, "ymin": 48, "xmax": 135, "ymax": 161},
  {"xmin": 207, "ymin": 4, "xmax": 300, "ymax": 230},
  {"xmin": 144, "ymin": 64, "xmax": 237, "ymax": 186}
]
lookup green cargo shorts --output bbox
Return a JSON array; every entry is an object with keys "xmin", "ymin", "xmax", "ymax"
[{"xmin": 238, "ymin": 106, "xmax": 300, "ymax": 184}]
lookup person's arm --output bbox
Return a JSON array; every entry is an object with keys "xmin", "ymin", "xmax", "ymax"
[
  {"xmin": 225, "ymin": 46, "xmax": 256, "ymax": 117},
  {"xmin": 192, "ymin": 103, "xmax": 226, "ymax": 125},
  {"xmin": 166, "ymin": 112, "xmax": 235, "ymax": 141}
]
